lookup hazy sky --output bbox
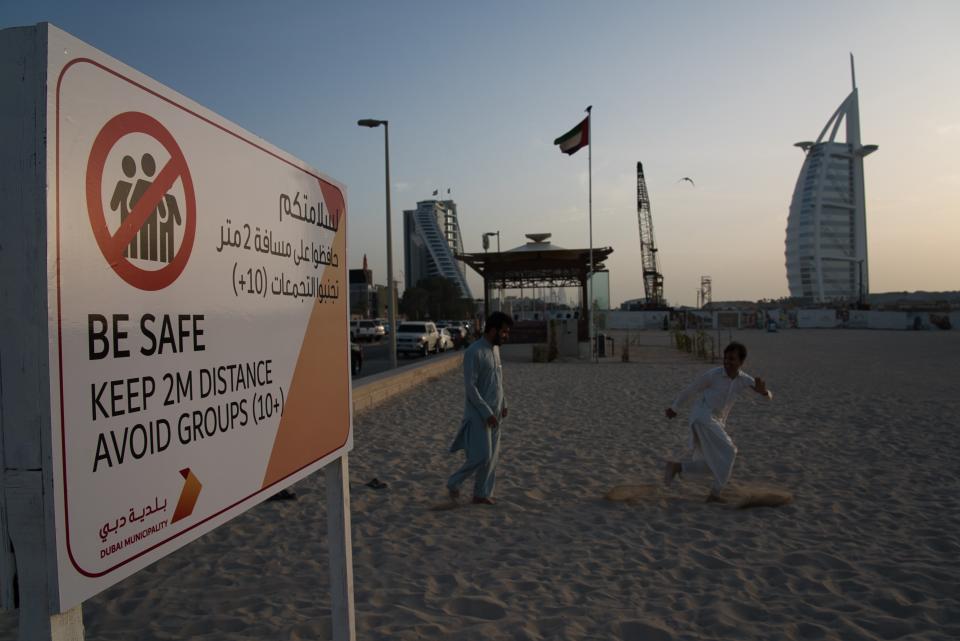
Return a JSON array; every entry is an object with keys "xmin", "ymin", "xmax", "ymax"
[{"xmin": 3, "ymin": 1, "xmax": 958, "ymax": 306}]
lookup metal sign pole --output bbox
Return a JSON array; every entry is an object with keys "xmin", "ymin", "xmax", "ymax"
[{"xmin": 325, "ymin": 455, "xmax": 356, "ymax": 641}]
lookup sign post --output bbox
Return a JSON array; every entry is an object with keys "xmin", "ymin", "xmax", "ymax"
[
  {"xmin": 326, "ymin": 456, "xmax": 356, "ymax": 641},
  {"xmin": 1, "ymin": 23, "xmax": 355, "ymax": 640}
]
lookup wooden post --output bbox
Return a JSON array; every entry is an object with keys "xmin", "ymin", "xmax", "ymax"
[
  {"xmin": 325, "ymin": 455, "xmax": 356, "ymax": 641},
  {"xmin": 6, "ymin": 471, "xmax": 85, "ymax": 641},
  {"xmin": 1, "ymin": 23, "xmax": 86, "ymax": 641}
]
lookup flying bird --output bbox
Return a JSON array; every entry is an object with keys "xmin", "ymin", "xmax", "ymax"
[{"xmin": 678, "ymin": 177, "xmax": 696, "ymax": 187}]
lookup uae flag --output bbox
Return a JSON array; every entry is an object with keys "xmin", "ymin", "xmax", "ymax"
[{"xmin": 554, "ymin": 117, "xmax": 589, "ymax": 155}]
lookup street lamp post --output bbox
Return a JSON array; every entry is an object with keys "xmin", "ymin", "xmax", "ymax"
[
  {"xmin": 482, "ymin": 231, "xmax": 500, "ymax": 253},
  {"xmin": 358, "ymin": 118, "xmax": 397, "ymax": 369},
  {"xmin": 483, "ymin": 231, "xmax": 502, "ymax": 312}
]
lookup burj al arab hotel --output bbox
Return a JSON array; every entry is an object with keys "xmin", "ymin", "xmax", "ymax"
[{"xmin": 785, "ymin": 57, "xmax": 878, "ymax": 302}]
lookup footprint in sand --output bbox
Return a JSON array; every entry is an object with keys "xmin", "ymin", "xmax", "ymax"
[
  {"xmin": 604, "ymin": 484, "xmax": 660, "ymax": 502},
  {"xmin": 689, "ymin": 549, "xmax": 735, "ymax": 571},
  {"xmin": 618, "ymin": 619, "xmax": 675, "ymax": 641},
  {"xmin": 445, "ymin": 596, "xmax": 507, "ymax": 620},
  {"xmin": 429, "ymin": 500, "xmax": 463, "ymax": 511},
  {"xmin": 523, "ymin": 487, "xmax": 547, "ymax": 501}
]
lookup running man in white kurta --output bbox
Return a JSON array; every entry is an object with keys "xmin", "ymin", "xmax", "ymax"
[{"xmin": 663, "ymin": 341, "xmax": 773, "ymax": 502}]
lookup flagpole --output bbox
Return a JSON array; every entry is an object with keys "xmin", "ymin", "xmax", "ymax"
[
  {"xmin": 553, "ymin": 107, "xmax": 596, "ymax": 361},
  {"xmin": 586, "ymin": 105, "xmax": 594, "ymax": 362}
]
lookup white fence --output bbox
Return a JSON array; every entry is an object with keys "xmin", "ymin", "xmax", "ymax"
[
  {"xmin": 601, "ymin": 310, "xmax": 958, "ymax": 331},
  {"xmin": 599, "ymin": 311, "xmax": 670, "ymax": 330}
]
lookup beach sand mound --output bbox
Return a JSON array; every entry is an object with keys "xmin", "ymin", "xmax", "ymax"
[
  {"xmin": 727, "ymin": 484, "xmax": 793, "ymax": 509},
  {"xmin": 428, "ymin": 499, "xmax": 462, "ymax": 511},
  {"xmin": 604, "ymin": 482, "xmax": 792, "ymax": 509},
  {"xmin": 604, "ymin": 484, "xmax": 660, "ymax": 503}
]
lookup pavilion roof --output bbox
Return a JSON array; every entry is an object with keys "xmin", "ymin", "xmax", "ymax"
[{"xmin": 459, "ymin": 245, "xmax": 613, "ymax": 289}]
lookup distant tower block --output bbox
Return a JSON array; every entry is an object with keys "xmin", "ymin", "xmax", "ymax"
[
  {"xmin": 403, "ymin": 197, "xmax": 472, "ymax": 298},
  {"xmin": 785, "ymin": 54, "xmax": 877, "ymax": 302},
  {"xmin": 700, "ymin": 276, "xmax": 712, "ymax": 309}
]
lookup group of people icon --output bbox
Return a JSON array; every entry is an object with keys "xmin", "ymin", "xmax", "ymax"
[{"xmin": 110, "ymin": 153, "xmax": 182, "ymax": 263}]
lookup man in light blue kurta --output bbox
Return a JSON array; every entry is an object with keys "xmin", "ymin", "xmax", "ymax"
[{"xmin": 447, "ymin": 312, "xmax": 513, "ymax": 505}]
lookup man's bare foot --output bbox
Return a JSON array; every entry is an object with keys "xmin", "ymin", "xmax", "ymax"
[
  {"xmin": 706, "ymin": 492, "xmax": 726, "ymax": 503},
  {"xmin": 663, "ymin": 461, "xmax": 681, "ymax": 486}
]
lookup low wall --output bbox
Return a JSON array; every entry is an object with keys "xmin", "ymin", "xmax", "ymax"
[
  {"xmin": 352, "ymin": 352, "xmax": 463, "ymax": 414},
  {"xmin": 797, "ymin": 309, "xmax": 840, "ymax": 328},
  {"xmin": 847, "ymin": 310, "xmax": 903, "ymax": 330},
  {"xmin": 605, "ymin": 309, "xmax": 956, "ymax": 331}
]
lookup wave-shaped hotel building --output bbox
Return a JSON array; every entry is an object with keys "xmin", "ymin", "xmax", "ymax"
[{"xmin": 785, "ymin": 58, "xmax": 877, "ymax": 303}]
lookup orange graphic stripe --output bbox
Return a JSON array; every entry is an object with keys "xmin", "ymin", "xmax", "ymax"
[
  {"xmin": 262, "ymin": 185, "xmax": 349, "ymax": 489},
  {"xmin": 171, "ymin": 468, "xmax": 202, "ymax": 524}
]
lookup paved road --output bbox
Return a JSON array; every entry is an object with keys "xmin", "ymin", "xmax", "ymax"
[
  {"xmin": 353, "ymin": 338, "xmax": 464, "ymax": 379},
  {"xmin": 354, "ymin": 339, "xmax": 393, "ymax": 379}
]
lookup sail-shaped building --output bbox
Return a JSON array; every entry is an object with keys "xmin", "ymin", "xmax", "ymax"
[{"xmin": 785, "ymin": 57, "xmax": 878, "ymax": 302}]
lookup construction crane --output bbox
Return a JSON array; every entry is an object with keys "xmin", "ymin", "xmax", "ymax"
[{"xmin": 636, "ymin": 162, "xmax": 665, "ymax": 307}]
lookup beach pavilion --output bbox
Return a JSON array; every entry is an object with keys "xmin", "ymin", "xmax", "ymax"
[{"xmin": 458, "ymin": 233, "xmax": 614, "ymax": 343}]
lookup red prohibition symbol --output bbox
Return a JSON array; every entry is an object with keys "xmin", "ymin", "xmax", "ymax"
[{"xmin": 86, "ymin": 112, "xmax": 197, "ymax": 291}]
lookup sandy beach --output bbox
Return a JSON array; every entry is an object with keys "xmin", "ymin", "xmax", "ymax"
[{"xmin": 2, "ymin": 329, "xmax": 958, "ymax": 640}]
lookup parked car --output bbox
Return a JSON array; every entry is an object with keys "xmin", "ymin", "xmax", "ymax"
[
  {"xmin": 350, "ymin": 341, "xmax": 362, "ymax": 375},
  {"xmin": 442, "ymin": 324, "xmax": 467, "ymax": 349},
  {"xmin": 437, "ymin": 328, "xmax": 455, "ymax": 352},
  {"xmin": 350, "ymin": 319, "xmax": 385, "ymax": 341},
  {"xmin": 396, "ymin": 321, "xmax": 439, "ymax": 357}
]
